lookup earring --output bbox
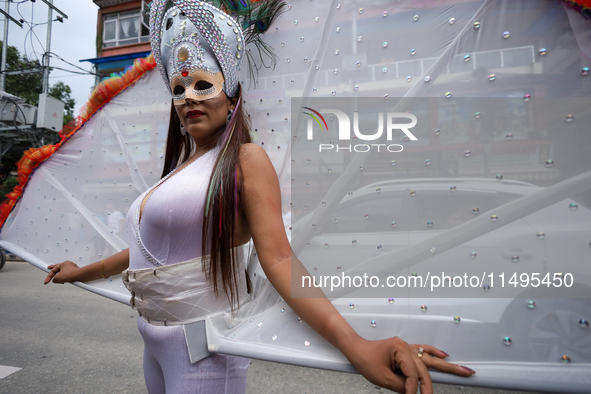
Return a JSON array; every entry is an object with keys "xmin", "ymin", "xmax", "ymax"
[
  {"xmin": 180, "ymin": 124, "xmax": 186, "ymax": 136},
  {"xmin": 226, "ymin": 109, "xmax": 234, "ymax": 126}
]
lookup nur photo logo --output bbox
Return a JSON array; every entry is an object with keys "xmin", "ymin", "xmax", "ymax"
[{"xmin": 302, "ymin": 107, "xmax": 418, "ymax": 153}]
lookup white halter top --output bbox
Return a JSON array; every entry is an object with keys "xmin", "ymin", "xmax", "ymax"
[
  {"xmin": 124, "ymin": 144, "xmax": 249, "ymax": 327},
  {"xmin": 127, "ymin": 145, "xmax": 219, "ymax": 269}
]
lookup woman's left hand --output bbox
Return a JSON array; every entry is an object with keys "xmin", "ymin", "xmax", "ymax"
[
  {"xmin": 409, "ymin": 343, "xmax": 474, "ymax": 378},
  {"xmin": 343, "ymin": 335, "xmax": 473, "ymax": 394}
]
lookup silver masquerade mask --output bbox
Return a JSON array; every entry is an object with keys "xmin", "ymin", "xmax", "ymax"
[{"xmin": 150, "ymin": 1, "xmax": 246, "ymax": 99}]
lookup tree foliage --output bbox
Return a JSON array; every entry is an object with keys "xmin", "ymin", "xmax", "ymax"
[
  {"xmin": 0, "ymin": 41, "xmax": 75, "ymax": 124},
  {"xmin": 0, "ymin": 41, "xmax": 43, "ymax": 105},
  {"xmin": 49, "ymin": 81, "xmax": 75, "ymax": 125}
]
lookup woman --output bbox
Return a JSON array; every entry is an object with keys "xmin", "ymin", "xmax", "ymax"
[{"xmin": 44, "ymin": 1, "xmax": 474, "ymax": 393}]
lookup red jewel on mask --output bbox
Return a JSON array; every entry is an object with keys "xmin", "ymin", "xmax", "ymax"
[{"xmin": 181, "ymin": 70, "xmax": 189, "ymax": 77}]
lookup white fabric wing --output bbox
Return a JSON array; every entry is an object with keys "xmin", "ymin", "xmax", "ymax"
[{"xmin": 1, "ymin": 1, "xmax": 590, "ymax": 392}]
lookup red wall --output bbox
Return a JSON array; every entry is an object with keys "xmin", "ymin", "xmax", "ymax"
[{"xmin": 97, "ymin": 0, "xmax": 149, "ymax": 58}]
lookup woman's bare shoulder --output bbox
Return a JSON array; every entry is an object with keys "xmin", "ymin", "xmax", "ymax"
[
  {"xmin": 238, "ymin": 143, "xmax": 274, "ymax": 169},
  {"xmin": 239, "ymin": 142, "xmax": 269, "ymax": 160},
  {"xmin": 237, "ymin": 143, "xmax": 277, "ymax": 183}
]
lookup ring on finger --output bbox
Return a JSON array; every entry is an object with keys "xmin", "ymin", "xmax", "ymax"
[{"xmin": 418, "ymin": 347, "xmax": 424, "ymax": 358}]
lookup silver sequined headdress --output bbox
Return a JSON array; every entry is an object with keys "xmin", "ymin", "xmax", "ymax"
[{"xmin": 150, "ymin": 0, "xmax": 287, "ymax": 98}]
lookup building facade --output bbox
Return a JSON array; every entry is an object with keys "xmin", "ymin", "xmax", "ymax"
[{"xmin": 81, "ymin": 0, "xmax": 151, "ymax": 83}]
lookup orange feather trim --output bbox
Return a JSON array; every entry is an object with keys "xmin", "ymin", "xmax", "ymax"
[{"xmin": 0, "ymin": 54, "xmax": 157, "ymax": 229}]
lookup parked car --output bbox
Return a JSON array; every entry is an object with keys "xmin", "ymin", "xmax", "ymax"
[{"xmin": 294, "ymin": 178, "xmax": 591, "ymax": 363}]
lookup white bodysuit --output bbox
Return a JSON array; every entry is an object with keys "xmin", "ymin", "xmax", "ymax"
[{"xmin": 125, "ymin": 144, "xmax": 250, "ymax": 394}]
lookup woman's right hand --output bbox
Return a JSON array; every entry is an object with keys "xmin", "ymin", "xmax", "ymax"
[
  {"xmin": 344, "ymin": 335, "xmax": 473, "ymax": 393},
  {"xmin": 44, "ymin": 261, "xmax": 81, "ymax": 284}
]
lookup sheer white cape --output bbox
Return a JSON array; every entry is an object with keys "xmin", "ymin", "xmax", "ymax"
[{"xmin": 1, "ymin": 1, "xmax": 590, "ymax": 392}]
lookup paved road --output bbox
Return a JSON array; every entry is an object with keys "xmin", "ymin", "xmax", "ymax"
[{"xmin": 0, "ymin": 262, "xmax": 545, "ymax": 394}]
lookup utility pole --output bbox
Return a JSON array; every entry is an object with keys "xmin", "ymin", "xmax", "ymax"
[
  {"xmin": 39, "ymin": 0, "xmax": 68, "ymax": 95},
  {"xmin": 42, "ymin": 0, "xmax": 53, "ymax": 94},
  {"xmin": 0, "ymin": 1, "xmax": 10, "ymax": 92},
  {"xmin": 1, "ymin": 1, "xmax": 25, "ymax": 92}
]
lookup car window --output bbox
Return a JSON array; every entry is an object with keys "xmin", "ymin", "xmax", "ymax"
[
  {"xmin": 320, "ymin": 193, "xmax": 405, "ymax": 234},
  {"xmin": 411, "ymin": 190, "xmax": 508, "ymax": 231}
]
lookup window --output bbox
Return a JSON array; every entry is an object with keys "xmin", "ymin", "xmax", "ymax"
[
  {"xmin": 411, "ymin": 190, "xmax": 510, "ymax": 231},
  {"xmin": 141, "ymin": 0, "xmax": 150, "ymax": 30},
  {"xmin": 103, "ymin": 11, "xmax": 149, "ymax": 48},
  {"xmin": 319, "ymin": 194, "xmax": 406, "ymax": 234}
]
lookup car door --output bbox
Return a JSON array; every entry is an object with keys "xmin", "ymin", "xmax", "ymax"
[
  {"xmin": 406, "ymin": 186, "xmax": 546, "ymax": 324},
  {"xmin": 297, "ymin": 189, "xmax": 410, "ymax": 280}
]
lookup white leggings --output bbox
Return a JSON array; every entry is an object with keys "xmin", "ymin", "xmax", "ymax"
[{"xmin": 137, "ymin": 317, "xmax": 250, "ymax": 394}]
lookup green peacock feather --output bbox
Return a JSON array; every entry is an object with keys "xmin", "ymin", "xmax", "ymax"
[{"xmin": 207, "ymin": 0, "xmax": 287, "ymax": 86}]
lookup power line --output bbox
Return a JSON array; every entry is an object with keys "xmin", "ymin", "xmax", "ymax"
[
  {"xmin": 39, "ymin": 0, "xmax": 67, "ymax": 20},
  {"xmin": 48, "ymin": 74, "xmax": 92, "ymax": 79},
  {"xmin": 2, "ymin": 1, "xmax": 87, "ymax": 82},
  {"xmin": 16, "ymin": 0, "xmax": 45, "ymax": 63},
  {"xmin": 47, "ymin": 52, "xmax": 96, "ymax": 75},
  {"xmin": 28, "ymin": 0, "xmax": 38, "ymax": 62},
  {"xmin": 0, "ymin": 8, "xmax": 22, "ymax": 28},
  {"xmin": 50, "ymin": 65, "xmax": 101, "ymax": 77},
  {"xmin": 0, "ymin": 65, "xmax": 100, "ymax": 77},
  {"xmin": 0, "ymin": 66, "xmax": 43, "ymax": 75}
]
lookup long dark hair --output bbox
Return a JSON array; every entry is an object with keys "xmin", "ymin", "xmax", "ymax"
[{"xmin": 161, "ymin": 83, "xmax": 252, "ymax": 309}]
